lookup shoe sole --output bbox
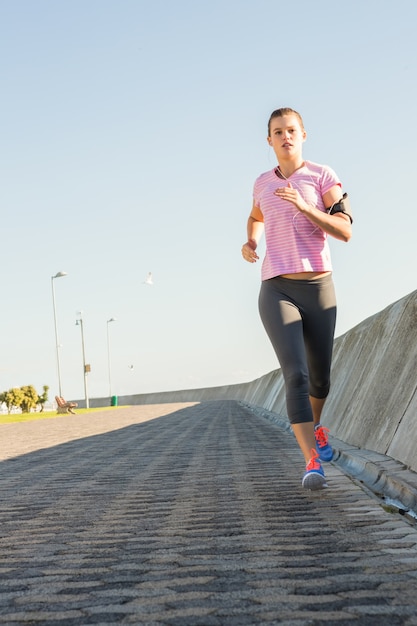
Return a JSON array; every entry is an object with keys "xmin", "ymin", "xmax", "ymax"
[{"xmin": 302, "ymin": 472, "xmax": 328, "ymax": 491}]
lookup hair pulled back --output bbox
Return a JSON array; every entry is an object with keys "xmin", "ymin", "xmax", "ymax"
[{"xmin": 268, "ymin": 107, "xmax": 305, "ymax": 136}]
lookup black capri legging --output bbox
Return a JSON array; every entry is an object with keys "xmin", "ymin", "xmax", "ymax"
[{"xmin": 258, "ymin": 274, "xmax": 337, "ymax": 424}]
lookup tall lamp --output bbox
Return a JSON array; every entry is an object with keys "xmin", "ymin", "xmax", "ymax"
[
  {"xmin": 107, "ymin": 317, "xmax": 117, "ymax": 402},
  {"xmin": 76, "ymin": 312, "xmax": 90, "ymax": 409},
  {"xmin": 51, "ymin": 271, "xmax": 67, "ymax": 397}
]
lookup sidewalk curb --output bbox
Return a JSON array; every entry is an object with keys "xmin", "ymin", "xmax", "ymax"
[
  {"xmin": 332, "ymin": 444, "xmax": 417, "ymax": 516},
  {"xmin": 241, "ymin": 402, "xmax": 417, "ymax": 520}
]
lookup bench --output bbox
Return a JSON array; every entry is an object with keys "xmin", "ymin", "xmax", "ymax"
[{"xmin": 55, "ymin": 396, "xmax": 78, "ymax": 415}]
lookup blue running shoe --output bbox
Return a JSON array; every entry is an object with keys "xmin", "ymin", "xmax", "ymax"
[
  {"xmin": 302, "ymin": 449, "xmax": 327, "ymax": 490},
  {"xmin": 315, "ymin": 424, "xmax": 333, "ymax": 462}
]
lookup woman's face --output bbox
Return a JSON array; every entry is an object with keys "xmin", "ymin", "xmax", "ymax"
[{"xmin": 267, "ymin": 114, "xmax": 306, "ymax": 160}]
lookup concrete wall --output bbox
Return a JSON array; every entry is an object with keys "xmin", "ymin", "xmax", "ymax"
[
  {"xmin": 324, "ymin": 289, "xmax": 417, "ymax": 472},
  {"xmin": 90, "ymin": 289, "xmax": 417, "ymax": 473}
]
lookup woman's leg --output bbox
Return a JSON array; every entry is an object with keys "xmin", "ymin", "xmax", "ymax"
[
  {"xmin": 259, "ymin": 278, "xmax": 317, "ymax": 462},
  {"xmin": 310, "ymin": 396, "xmax": 326, "ymax": 426},
  {"xmin": 302, "ymin": 275, "xmax": 337, "ymax": 425},
  {"xmin": 300, "ymin": 275, "xmax": 337, "ymax": 461},
  {"xmin": 291, "ymin": 422, "xmax": 317, "ymax": 463},
  {"xmin": 259, "ymin": 276, "xmax": 336, "ymax": 466}
]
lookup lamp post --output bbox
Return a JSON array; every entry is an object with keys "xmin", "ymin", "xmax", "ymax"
[
  {"xmin": 76, "ymin": 312, "xmax": 90, "ymax": 409},
  {"xmin": 107, "ymin": 317, "xmax": 116, "ymax": 403},
  {"xmin": 51, "ymin": 271, "xmax": 67, "ymax": 397}
]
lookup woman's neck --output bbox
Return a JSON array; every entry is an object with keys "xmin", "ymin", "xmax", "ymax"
[{"xmin": 276, "ymin": 159, "xmax": 305, "ymax": 179}]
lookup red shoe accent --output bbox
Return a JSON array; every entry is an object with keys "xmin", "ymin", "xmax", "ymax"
[
  {"xmin": 306, "ymin": 449, "xmax": 321, "ymax": 472},
  {"xmin": 315, "ymin": 425, "xmax": 330, "ymax": 448}
]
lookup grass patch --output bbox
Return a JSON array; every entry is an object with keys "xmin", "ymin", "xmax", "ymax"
[{"xmin": 0, "ymin": 406, "xmax": 129, "ymax": 425}]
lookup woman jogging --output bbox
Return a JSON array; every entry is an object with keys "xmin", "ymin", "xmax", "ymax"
[{"xmin": 242, "ymin": 107, "xmax": 352, "ymax": 490}]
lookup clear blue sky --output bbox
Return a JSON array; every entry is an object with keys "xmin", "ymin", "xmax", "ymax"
[{"xmin": 1, "ymin": 0, "xmax": 416, "ymax": 402}]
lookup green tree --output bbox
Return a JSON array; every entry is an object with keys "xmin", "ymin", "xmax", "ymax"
[
  {"xmin": 20, "ymin": 385, "xmax": 39, "ymax": 413},
  {"xmin": 37, "ymin": 385, "xmax": 49, "ymax": 412},
  {"xmin": 2, "ymin": 388, "xmax": 24, "ymax": 413}
]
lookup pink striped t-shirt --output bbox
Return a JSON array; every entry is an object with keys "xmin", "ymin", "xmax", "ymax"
[{"xmin": 253, "ymin": 160, "xmax": 341, "ymax": 281}]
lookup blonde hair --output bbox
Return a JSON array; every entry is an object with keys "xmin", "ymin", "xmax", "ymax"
[{"xmin": 268, "ymin": 108, "xmax": 305, "ymax": 136}]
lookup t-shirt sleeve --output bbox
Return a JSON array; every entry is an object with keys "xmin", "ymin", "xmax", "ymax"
[
  {"xmin": 320, "ymin": 165, "xmax": 341, "ymax": 196},
  {"xmin": 253, "ymin": 176, "xmax": 262, "ymax": 208}
]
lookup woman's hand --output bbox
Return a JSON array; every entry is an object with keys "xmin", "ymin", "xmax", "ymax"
[
  {"xmin": 241, "ymin": 238, "xmax": 259, "ymax": 263},
  {"xmin": 274, "ymin": 182, "xmax": 308, "ymax": 212},
  {"xmin": 274, "ymin": 182, "xmax": 351, "ymax": 242}
]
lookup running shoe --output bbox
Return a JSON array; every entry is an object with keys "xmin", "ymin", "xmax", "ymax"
[
  {"xmin": 315, "ymin": 424, "xmax": 333, "ymax": 462},
  {"xmin": 302, "ymin": 449, "xmax": 327, "ymax": 490}
]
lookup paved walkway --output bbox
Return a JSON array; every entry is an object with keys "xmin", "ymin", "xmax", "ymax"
[{"xmin": 1, "ymin": 400, "xmax": 417, "ymax": 625}]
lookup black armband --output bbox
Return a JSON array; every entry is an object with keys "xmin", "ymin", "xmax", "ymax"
[{"xmin": 327, "ymin": 193, "xmax": 353, "ymax": 224}]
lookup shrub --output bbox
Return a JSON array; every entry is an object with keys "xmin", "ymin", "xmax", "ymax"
[{"xmin": 0, "ymin": 385, "xmax": 50, "ymax": 414}]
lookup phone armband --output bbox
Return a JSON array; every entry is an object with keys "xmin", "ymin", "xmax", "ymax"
[{"xmin": 328, "ymin": 192, "xmax": 353, "ymax": 224}]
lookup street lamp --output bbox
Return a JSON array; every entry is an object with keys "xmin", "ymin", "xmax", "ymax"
[
  {"xmin": 51, "ymin": 271, "xmax": 67, "ymax": 397},
  {"xmin": 107, "ymin": 317, "xmax": 117, "ymax": 403},
  {"xmin": 76, "ymin": 312, "xmax": 90, "ymax": 409}
]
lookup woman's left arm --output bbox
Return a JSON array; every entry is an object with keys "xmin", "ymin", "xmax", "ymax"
[{"xmin": 274, "ymin": 183, "xmax": 352, "ymax": 242}]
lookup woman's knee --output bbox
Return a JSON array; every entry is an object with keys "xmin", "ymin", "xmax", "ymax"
[
  {"xmin": 309, "ymin": 380, "xmax": 330, "ymax": 399},
  {"xmin": 285, "ymin": 369, "xmax": 309, "ymax": 394}
]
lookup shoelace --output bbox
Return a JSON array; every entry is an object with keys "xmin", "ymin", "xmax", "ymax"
[
  {"xmin": 306, "ymin": 449, "xmax": 321, "ymax": 471},
  {"xmin": 315, "ymin": 426, "xmax": 330, "ymax": 447}
]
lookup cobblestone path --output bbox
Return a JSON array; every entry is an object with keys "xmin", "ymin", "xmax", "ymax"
[{"xmin": 0, "ymin": 400, "xmax": 417, "ymax": 625}]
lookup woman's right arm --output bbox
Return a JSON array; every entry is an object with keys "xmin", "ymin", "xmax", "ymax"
[{"xmin": 242, "ymin": 201, "xmax": 264, "ymax": 263}]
